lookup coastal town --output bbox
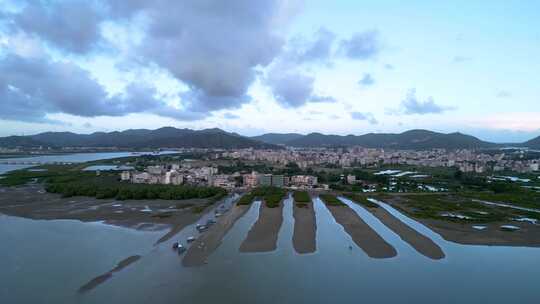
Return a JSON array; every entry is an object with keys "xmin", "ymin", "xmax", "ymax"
[{"xmin": 117, "ymin": 147, "xmax": 539, "ymax": 192}]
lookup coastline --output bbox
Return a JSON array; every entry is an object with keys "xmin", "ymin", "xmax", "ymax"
[
  {"xmin": 239, "ymin": 201, "xmax": 284, "ymax": 253},
  {"xmin": 292, "ymin": 199, "xmax": 317, "ymax": 254}
]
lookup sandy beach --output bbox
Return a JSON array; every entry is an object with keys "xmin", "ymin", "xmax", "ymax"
[
  {"xmin": 361, "ymin": 199, "xmax": 445, "ymax": 259},
  {"xmin": 292, "ymin": 200, "xmax": 317, "ymax": 254},
  {"xmin": 183, "ymin": 204, "xmax": 251, "ymax": 267},
  {"xmin": 239, "ymin": 201, "xmax": 284, "ymax": 252},
  {"xmin": 325, "ymin": 204, "xmax": 397, "ymax": 258}
]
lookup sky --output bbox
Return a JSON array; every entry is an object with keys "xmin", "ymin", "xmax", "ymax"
[{"xmin": 0, "ymin": 0, "xmax": 539, "ymax": 143}]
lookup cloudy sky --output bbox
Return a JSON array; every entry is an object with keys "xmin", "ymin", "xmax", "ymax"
[{"xmin": 0, "ymin": 0, "xmax": 539, "ymax": 142}]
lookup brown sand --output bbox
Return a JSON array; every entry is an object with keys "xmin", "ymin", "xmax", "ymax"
[
  {"xmin": 78, "ymin": 255, "xmax": 141, "ymax": 293},
  {"xmin": 325, "ymin": 204, "xmax": 397, "ymax": 258},
  {"xmin": 359, "ymin": 201, "xmax": 445, "ymax": 259},
  {"xmin": 182, "ymin": 205, "xmax": 250, "ymax": 267},
  {"xmin": 292, "ymin": 201, "xmax": 317, "ymax": 254},
  {"xmin": 239, "ymin": 202, "xmax": 284, "ymax": 252},
  {"xmin": 0, "ymin": 184, "xmax": 217, "ymax": 244}
]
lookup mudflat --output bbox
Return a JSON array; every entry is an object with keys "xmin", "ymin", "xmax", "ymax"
[
  {"xmin": 362, "ymin": 199, "xmax": 445, "ymax": 259},
  {"xmin": 325, "ymin": 204, "xmax": 397, "ymax": 258},
  {"xmin": 239, "ymin": 202, "xmax": 284, "ymax": 252},
  {"xmin": 183, "ymin": 204, "xmax": 251, "ymax": 267},
  {"xmin": 292, "ymin": 202, "xmax": 317, "ymax": 254},
  {"xmin": 78, "ymin": 255, "xmax": 141, "ymax": 293},
  {"xmin": 0, "ymin": 184, "xmax": 218, "ymax": 244}
]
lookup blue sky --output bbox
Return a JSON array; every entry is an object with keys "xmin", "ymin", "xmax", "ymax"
[{"xmin": 0, "ymin": 0, "xmax": 538, "ymax": 142}]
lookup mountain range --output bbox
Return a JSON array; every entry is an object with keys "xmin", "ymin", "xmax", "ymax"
[
  {"xmin": 1, "ymin": 127, "xmax": 539, "ymax": 150},
  {"xmin": 0, "ymin": 127, "xmax": 276, "ymax": 150}
]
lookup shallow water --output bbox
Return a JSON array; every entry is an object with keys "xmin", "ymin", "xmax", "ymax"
[{"xmin": 1, "ymin": 195, "xmax": 540, "ymax": 304}]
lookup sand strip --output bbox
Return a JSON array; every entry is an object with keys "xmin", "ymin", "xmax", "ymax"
[
  {"xmin": 239, "ymin": 202, "xmax": 284, "ymax": 252},
  {"xmin": 78, "ymin": 255, "xmax": 141, "ymax": 293},
  {"xmin": 182, "ymin": 205, "xmax": 250, "ymax": 267},
  {"xmin": 362, "ymin": 199, "xmax": 445, "ymax": 259},
  {"xmin": 292, "ymin": 201, "xmax": 317, "ymax": 254},
  {"xmin": 325, "ymin": 204, "xmax": 397, "ymax": 258}
]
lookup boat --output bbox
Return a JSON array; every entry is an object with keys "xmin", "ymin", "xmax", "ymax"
[
  {"xmin": 215, "ymin": 213, "xmax": 222, "ymax": 217},
  {"xmin": 207, "ymin": 219, "xmax": 216, "ymax": 225},
  {"xmin": 177, "ymin": 244, "xmax": 186, "ymax": 254},
  {"xmin": 172, "ymin": 242, "xmax": 179, "ymax": 249},
  {"xmin": 197, "ymin": 225, "xmax": 208, "ymax": 232},
  {"xmin": 187, "ymin": 236, "xmax": 196, "ymax": 243}
]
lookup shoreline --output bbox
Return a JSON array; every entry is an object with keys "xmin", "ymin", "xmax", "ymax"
[
  {"xmin": 361, "ymin": 199, "xmax": 445, "ymax": 259},
  {"xmin": 325, "ymin": 203, "xmax": 397, "ymax": 259},
  {"xmin": 183, "ymin": 204, "xmax": 251, "ymax": 267},
  {"xmin": 292, "ymin": 199, "xmax": 317, "ymax": 254},
  {"xmin": 0, "ymin": 184, "xmax": 222, "ymax": 245},
  {"xmin": 239, "ymin": 201, "xmax": 284, "ymax": 253}
]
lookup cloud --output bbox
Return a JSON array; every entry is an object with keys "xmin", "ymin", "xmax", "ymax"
[
  {"xmin": 340, "ymin": 30, "xmax": 381, "ymax": 60},
  {"xmin": 289, "ymin": 27, "xmax": 336, "ymax": 64},
  {"xmin": 0, "ymin": 54, "xmax": 203, "ymax": 122},
  {"xmin": 496, "ymin": 90, "xmax": 512, "ymax": 98},
  {"xmin": 350, "ymin": 112, "xmax": 378, "ymax": 124},
  {"xmin": 11, "ymin": 0, "xmax": 105, "ymax": 53},
  {"xmin": 6, "ymin": 0, "xmax": 298, "ymax": 116},
  {"xmin": 358, "ymin": 73, "xmax": 375, "ymax": 87},
  {"xmin": 223, "ymin": 113, "xmax": 240, "ymax": 119},
  {"xmin": 398, "ymin": 89, "xmax": 455, "ymax": 115},
  {"xmin": 453, "ymin": 56, "xmax": 472, "ymax": 63},
  {"xmin": 265, "ymin": 66, "xmax": 337, "ymax": 108}
]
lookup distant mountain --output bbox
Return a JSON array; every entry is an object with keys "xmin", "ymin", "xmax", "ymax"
[
  {"xmin": 0, "ymin": 127, "xmax": 278, "ymax": 149},
  {"xmin": 261, "ymin": 129, "xmax": 498, "ymax": 149},
  {"xmin": 251, "ymin": 133, "xmax": 304, "ymax": 145},
  {"xmin": 525, "ymin": 136, "xmax": 540, "ymax": 149}
]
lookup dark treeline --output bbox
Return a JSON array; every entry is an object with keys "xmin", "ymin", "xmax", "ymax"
[
  {"xmin": 46, "ymin": 182, "xmax": 226, "ymax": 201},
  {"xmin": 238, "ymin": 186, "xmax": 287, "ymax": 208}
]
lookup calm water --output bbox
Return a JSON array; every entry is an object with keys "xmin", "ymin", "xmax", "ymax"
[
  {"xmin": 0, "ymin": 151, "xmax": 173, "ymax": 174},
  {"xmin": 0, "ymin": 195, "xmax": 539, "ymax": 303}
]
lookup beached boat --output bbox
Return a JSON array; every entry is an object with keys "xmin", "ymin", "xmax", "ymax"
[
  {"xmin": 197, "ymin": 225, "xmax": 208, "ymax": 232},
  {"xmin": 177, "ymin": 244, "xmax": 186, "ymax": 254},
  {"xmin": 187, "ymin": 236, "xmax": 196, "ymax": 243},
  {"xmin": 172, "ymin": 242, "xmax": 179, "ymax": 249}
]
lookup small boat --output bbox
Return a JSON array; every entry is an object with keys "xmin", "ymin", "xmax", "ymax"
[
  {"xmin": 177, "ymin": 244, "xmax": 186, "ymax": 254},
  {"xmin": 207, "ymin": 219, "xmax": 216, "ymax": 225},
  {"xmin": 215, "ymin": 213, "xmax": 222, "ymax": 217},
  {"xmin": 172, "ymin": 242, "xmax": 179, "ymax": 249},
  {"xmin": 187, "ymin": 236, "xmax": 196, "ymax": 243},
  {"xmin": 197, "ymin": 225, "xmax": 208, "ymax": 232}
]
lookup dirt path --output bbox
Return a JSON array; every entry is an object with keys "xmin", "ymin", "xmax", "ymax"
[
  {"xmin": 325, "ymin": 204, "xmax": 397, "ymax": 259},
  {"xmin": 182, "ymin": 205, "xmax": 250, "ymax": 267},
  {"xmin": 239, "ymin": 202, "xmax": 284, "ymax": 252}
]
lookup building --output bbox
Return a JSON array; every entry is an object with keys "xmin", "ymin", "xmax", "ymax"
[
  {"xmin": 120, "ymin": 171, "xmax": 131, "ymax": 181},
  {"xmin": 346, "ymin": 174, "xmax": 356, "ymax": 184},
  {"xmin": 243, "ymin": 171, "xmax": 259, "ymax": 188}
]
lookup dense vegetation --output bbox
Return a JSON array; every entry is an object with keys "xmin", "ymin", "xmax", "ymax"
[
  {"xmin": 0, "ymin": 165, "xmax": 226, "ymax": 201},
  {"xmin": 342, "ymin": 193, "xmax": 379, "ymax": 208},
  {"xmin": 237, "ymin": 186, "xmax": 287, "ymax": 208},
  {"xmin": 319, "ymin": 194, "xmax": 345, "ymax": 206},
  {"xmin": 293, "ymin": 191, "xmax": 311, "ymax": 208}
]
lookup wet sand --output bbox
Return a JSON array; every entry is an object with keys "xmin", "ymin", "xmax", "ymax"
[
  {"xmin": 182, "ymin": 205, "xmax": 251, "ymax": 267},
  {"xmin": 0, "ymin": 184, "xmax": 218, "ymax": 244},
  {"xmin": 292, "ymin": 200, "xmax": 317, "ymax": 254},
  {"xmin": 325, "ymin": 204, "xmax": 397, "ymax": 258},
  {"xmin": 360, "ymin": 199, "xmax": 445, "ymax": 259},
  {"xmin": 239, "ymin": 202, "xmax": 284, "ymax": 252},
  {"xmin": 78, "ymin": 255, "xmax": 141, "ymax": 293}
]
